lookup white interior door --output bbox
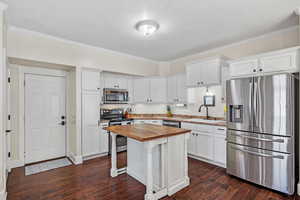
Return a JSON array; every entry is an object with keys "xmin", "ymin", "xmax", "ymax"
[{"xmin": 25, "ymin": 74, "xmax": 66, "ymax": 164}]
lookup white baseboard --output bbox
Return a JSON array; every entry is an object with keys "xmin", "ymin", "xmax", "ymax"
[
  {"xmin": 0, "ymin": 189, "xmax": 7, "ymax": 200},
  {"xmin": 67, "ymin": 152, "xmax": 83, "ymax": 165},
  {"xmin": 83, "ymin": 152, "xmax": 108, "ymax": 161},
  {"xmin": 188, "ymin": 154, "xmax": 226, "ymax": 168},
  {"xmin": 297, "ymin": 182, "xmax": 300, "ymax": 195},
  {"xmin": 168, "ymin": 177, "xmax": 190, "ymax": 196},
  {"xmin": 8, "ymin": 159, "xmax": 24, "ymax": 169}
]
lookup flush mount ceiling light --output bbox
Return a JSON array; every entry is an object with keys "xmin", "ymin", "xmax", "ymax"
[{"xmin": 135, "ymin": 20, "xmax": 160, "ymax": 36}]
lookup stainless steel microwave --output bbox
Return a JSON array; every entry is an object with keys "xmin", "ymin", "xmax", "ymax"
[{"xmin": 103, "ymin": 88, "xmax": 129, "ymax": 104}]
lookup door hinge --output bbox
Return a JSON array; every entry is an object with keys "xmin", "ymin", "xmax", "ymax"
[
  {"xmin": 8, "ymin": 114, "xmax": 10, "ymax": 120},
  {"xmin": 8, "ymin": 152, "xmax": 11, "ymax": 158},
  {"xmin": 8, "ymin": 77, "xmax": 10, "ymax": 83}
]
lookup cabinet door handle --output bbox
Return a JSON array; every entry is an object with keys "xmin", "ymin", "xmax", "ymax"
[
  {"xmin": 259, "ymin": 68, "xmax": 263, "ymax": 72},
  {"xmin": 253, "ymin": 69, "xmax": 256, "ymax": 72},
  {"xmin": 217, "ymin": 128, "xmax": 225, "ymax": 131}
]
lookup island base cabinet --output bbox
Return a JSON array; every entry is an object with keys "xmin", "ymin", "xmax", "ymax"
[{"xmin": 127, "ymin": 134, "xmax": 190, "ymax": 198}]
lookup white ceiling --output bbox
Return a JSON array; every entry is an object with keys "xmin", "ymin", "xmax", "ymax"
[{"xmin": 3, "ymin": 0, "xmax": 300, "ymax": 61}]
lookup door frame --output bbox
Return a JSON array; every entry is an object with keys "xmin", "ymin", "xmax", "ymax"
[{"xmin": 18, "ymin": 66, "xmax": 69, "ymax": 166}]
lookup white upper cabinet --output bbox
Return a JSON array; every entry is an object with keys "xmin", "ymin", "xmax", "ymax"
[
  {"xmin": 167, "ymin": 75, "xmax": 177, "ymax": 103},
  {"xmin": 229, "ymin": 59, "xmax": 259, "ymax": 77},
  {"xmin": 259, "ymin": 51, "xmax": 298, "ymax": 73},
  {"xmin": 177, "ymin": 73, "xmax": 187, "ymax": 103},
  {"xmin": 186, "ymin": 58, "xmax": 226, "ymax": 87},
  {"xmin": 167, "ymin": 73, "xmax": 187, "ymax": 103},
  {"xmin": 103, "ymin": 73, "xmax": 128, "ymax": 89},
  {"xmin": 127, "ymin": 76, "xmax": 134, "ymax": 103},
  {"xmin": 133, "ymin": 78, "xmax": 150, "ymax": 103},
  {"xmin": 82, "ymin": 70, "xmax": 101, "ymax": 91},
  {"xmin": 229, "ymin": 47, "xmax": 300, "ymax": 78},
  {"xmin": 133, "ymin": 77, "xmax": 167, "ymax": 104},
  {"xmin": 150, "ymin": 77, "xmax": 167, "ymax": 103}
]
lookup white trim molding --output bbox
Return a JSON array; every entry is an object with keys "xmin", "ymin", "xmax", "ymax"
[
  {"xmin": 7, "ymin": 159, "xmax": 23, "ymax": 170},
  {"xmin": 67, "ymin": 152, "xmax": 83, "ymax": 165},
  {"xmin": 0, "ymin": 189, "xmax": 7, "ymax": 200}
]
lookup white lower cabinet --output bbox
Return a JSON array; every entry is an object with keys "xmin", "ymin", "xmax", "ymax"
[
  {"xmin": 213, "ymin": 134, "xmax": 226, "ymax": 165},
  {"xmin": 195, "ymin": 132, "xmax": 214, "ymax": 161},
  {"xmin": 182, "ymin": 123, "xmax": 226, "ymax": 167}
]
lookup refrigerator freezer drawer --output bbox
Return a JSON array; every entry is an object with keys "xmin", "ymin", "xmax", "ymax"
[
  {"xmin": 227, "ymin": 130, "xmax": 293, "ymax": 153},
  {"xmin": 227, "ymin": 143, "xmax": 294, "ymax": 194}
]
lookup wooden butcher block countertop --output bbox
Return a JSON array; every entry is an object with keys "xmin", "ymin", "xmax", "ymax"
[{"xmin": 105, "ymin": 124, "xmax": 191, "ymax": 142}]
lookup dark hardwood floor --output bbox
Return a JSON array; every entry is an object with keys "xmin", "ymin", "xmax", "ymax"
[{"xmin": 7, "ymin": 153, "xmax": 300, "ymax": 200}]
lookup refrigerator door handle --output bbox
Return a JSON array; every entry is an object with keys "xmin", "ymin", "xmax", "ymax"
[
  {"xmin": 229, "ymin": 132, "xmax": 285, "ymax": 143},
  {"xmin": 249, "ymin": 80, "xmax": 253, "ymax": 130},
  {"xmin": 253, "ymin": 78, "xmax": 259, "ymax": 129},
  {"xmin": 231, "ymin": 146, "xmax": 285, "ymax": 159}
]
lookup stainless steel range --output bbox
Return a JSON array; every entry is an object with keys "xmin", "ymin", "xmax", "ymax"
[
  {"xmin": 226, "ymin": 73, "xmax": 299, "ymax": 195},
  {"xmin": 100, "ymin": 108, "xmax": 132, "ymax": 154}
]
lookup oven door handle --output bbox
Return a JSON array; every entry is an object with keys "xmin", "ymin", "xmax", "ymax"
[
  {"xmin": 229, "ymin": 132, "xmax": 284, "ymax": 143},
  {"xmin": 231, "ymin": 146, "xmax": 285, "ymax": 159}
]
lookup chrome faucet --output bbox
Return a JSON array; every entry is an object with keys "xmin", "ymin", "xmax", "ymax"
[{"xmin": 198, "ymin": 104, "xmax": 209, "ymax": 119}]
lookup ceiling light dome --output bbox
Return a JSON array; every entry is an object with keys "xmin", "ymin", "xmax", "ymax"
[{"xmin": 135, "ymin": 20, "xmax": 159, "ymax": 36}]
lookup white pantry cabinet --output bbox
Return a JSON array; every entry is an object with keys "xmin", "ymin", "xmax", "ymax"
[
  {"xmin": 167, "ymin": 73, "xmax": 187, "ymax": 103},
  {"xmin": 133, "ymin": 77, "xmax": 167, "ymax": 104},
  {"xmin": 229, "ymin": 47, "xmax": 300, "ymax": 78},
  {"xmin": 82, "ymin": 91, "xmax": 101, "ymax": 157},
  {"xmin": 186, "ymin": 58, "xmax": 227, "ymax": 87},
  {"xmin": 82, "ymin": 70, "xmax": 101, "ymax": 91},
  {"xmin": 82, "ymin": 70, "xmax": 108, "ymax": 159},
  {"xmin": 182, "ymin": 123, "xmax": 226, "ymax": 167}
]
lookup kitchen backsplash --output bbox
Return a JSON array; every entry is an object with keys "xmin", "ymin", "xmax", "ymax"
[{"xmin": 101, "ymin": 85, "xmax": 226, "ymax": 118}]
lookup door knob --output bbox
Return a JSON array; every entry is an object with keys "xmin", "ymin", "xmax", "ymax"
[{"xmin": 59, "ymin": 121, "xmax": 66, "ymax": 126}]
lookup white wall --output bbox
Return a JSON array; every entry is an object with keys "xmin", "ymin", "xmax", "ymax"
[
  {"xmin": 168, "ymin": 26, "xmax": 299, "ymax": 74},
  {"xmin": 7, "ymin": 27, "xmax": 159, "ymax": 76}
]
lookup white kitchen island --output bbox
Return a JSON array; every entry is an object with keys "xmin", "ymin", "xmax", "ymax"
[{"xmin": 105, "ymin": 124, "xmax": 191, "ymax": 200}]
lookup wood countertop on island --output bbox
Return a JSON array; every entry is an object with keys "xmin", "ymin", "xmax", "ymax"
[{"xmin": 105, "ymin": 124, "xmax": 191, "ymax": 142}]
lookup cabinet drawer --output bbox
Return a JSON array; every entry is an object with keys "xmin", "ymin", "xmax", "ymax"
[
  {"xmin": 213, "ymin": 126, "xmax": 226, "ymax": 136},
  {"xmin": 184, "ymin": 123, "xmax": 213, "ymax": 132}
]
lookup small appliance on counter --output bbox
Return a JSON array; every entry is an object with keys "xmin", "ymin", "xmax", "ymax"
[
  {"xmin": 226, "ymin": 73, "xmax": 299, "ymax": 195},
  {"xmin": 100, "ymin": 108, "xmax": 133, "ymax": 154}
]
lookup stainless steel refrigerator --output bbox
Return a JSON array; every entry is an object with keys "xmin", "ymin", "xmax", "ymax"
[{"xmin": 226, "ymin": 73, "xmax": 298, "ymax": 195}]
